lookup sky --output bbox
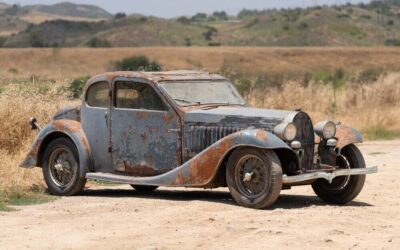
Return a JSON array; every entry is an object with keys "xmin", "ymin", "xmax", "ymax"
[{"xmin": 2, "ymin": 0, "xmax": 371, "ymax": 17}]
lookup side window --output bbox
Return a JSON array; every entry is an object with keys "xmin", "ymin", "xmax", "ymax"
[
  {"xmin": 115, "ymin": 82, "xmax": 167, "ymax": 111},
  {"xmin": 86, "ymin": 82, "xmax": 109, "ymax": 108}
]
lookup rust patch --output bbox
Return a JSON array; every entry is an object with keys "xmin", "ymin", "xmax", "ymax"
[
  {"xmin": 256, "ymin": 129, "xmax": 268, "ymax": 141},
  {"xmin": 140, "ymin": 133, "xmax": 147, "ymax": 143},
  {"xmin": 336, "ymin": 126, "xmax": 356, "ymax": 148},
  {"xmin": 171, "ymin": 136, "xmax": 235, "ymax": 186},
  {"xmin": 123, "ymin": 162, "xmax": 165, "ymax": 177}
]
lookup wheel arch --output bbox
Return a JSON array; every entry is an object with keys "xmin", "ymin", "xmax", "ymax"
[
  {"xmin": 209, "ymin": 146, "xmax": 298, "ymax": 188},
  {"xmin": 20, "ymin": 119, "xmax": 92, "ymax": 178},
  {"xmin": 336, "ymin": 125, "xmax": 363, "ymax": 149}
]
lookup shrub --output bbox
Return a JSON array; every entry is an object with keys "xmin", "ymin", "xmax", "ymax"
[
  {"xmin": 114, "ymin": 12, "xmax": 127, "ymax": 19},
  {"xmin": 68, "ymin": 76, "xmax": 90, "ymax": 99},
  {"xmin": 113, "ymin": 56, "xmax": 161, "ymax": 71},
  {"xmin": 0, "ymin": 36, "xmax": 7, "ymax": 48},
  {"xmin": 29, "ymin": 32, "xmax": 46, "ymax": 48},
  {"xmin": 85, "ymin": 38, "xmax": 111, "ymax": 48},
  {"xmin": 203, "ymin": 26, "xmax": 218, "ymax": 41},
  {"xmin": 385, "ymin": 39, "xmax": 400, "ymax": 46},
  {"xmin": 177, "ymin": 16, "xmax": 191, "ymax": 25}
]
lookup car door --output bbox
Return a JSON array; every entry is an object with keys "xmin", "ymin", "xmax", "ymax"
[
  {"xmin": 81, "ymin": 81, "xmax": 112, "ymax": 172},
  {"xmin": 110, "ymin": 79, "xmax": 181, "ymax": 176}
]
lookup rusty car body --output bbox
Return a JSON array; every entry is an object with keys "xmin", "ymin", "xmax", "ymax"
[{"xmin": 21, "ymin": 70, "xmax": 377, "ymax": 209}]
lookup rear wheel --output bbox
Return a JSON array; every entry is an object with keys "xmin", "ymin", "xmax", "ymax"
[
  {"xmin": 130, "ymin": 185, "xmax": 158, "ymax": 192},
  {"xmin": 226, "ymin": 148, "xmax": 282, "ymax": 209},
  {"xmin": 312, "ymin": 144, "xmax": 366, "ymax": 204},
  {"xmin": 42, "ymin": 138, "xmax": 86, "ymax": 196}
]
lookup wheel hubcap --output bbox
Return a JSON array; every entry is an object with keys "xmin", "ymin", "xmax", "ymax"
[
  {"xmin": 49, "ymin": 148, "xmax": 76, "ymax": 188},
  {"xmin": 236, "ymin": 156, "xmax": 269, "ymax": 198}
]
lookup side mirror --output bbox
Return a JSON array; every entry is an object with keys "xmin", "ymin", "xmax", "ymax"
[{"xmin": 29, "ymin": 117, "xmax": 41, "ymax": 131}]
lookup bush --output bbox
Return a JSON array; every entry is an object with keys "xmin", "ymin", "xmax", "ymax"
[
  {"xmin": 177, "ymin": 16, "xmax": 191, "ymax": 25},
  {"xmin": 385, "ymin": 39, "xmax": 400, "ymax": 46},
  {"xmin": 68, "ymin": 76, "xmax": 90, "ymax": 99},
  {"xmin": 85, "ymin": 38, "xmax": 111, "ymax": 48},
  {"xmin": 114, "ymin": 12, "xmax": 127, "ymax": 19},
  {"xmin": 113, "ymin": 56, "xmax": 161, "ymax": 71},
  {"xmin": 0, "ymin": 36, "xmax": 7, "ymax": 48},
  {"xmin": 29, "ymin": 32, "xmax": 46, "ymax": 48}
]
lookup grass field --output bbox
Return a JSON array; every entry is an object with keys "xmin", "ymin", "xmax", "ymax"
[{"xmin": 0, "ymin": 47, "xmax": 399, "ymax": 210}]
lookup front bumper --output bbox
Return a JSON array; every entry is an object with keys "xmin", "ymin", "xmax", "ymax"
[{"xmin": 283, "ymin": 166, "xmax": 378, "ymax": 185}]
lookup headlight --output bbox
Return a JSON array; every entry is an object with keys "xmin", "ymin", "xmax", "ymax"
[
  {"xmin": 315, "ymin": 120, "xmax": 336, "ymax": 139},
  {"xmin": 274, "ymin": 122, "xmax": 297, "ymax": 141}
]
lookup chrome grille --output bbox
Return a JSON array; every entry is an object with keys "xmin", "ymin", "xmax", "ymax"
[{"xmin": 292, "ymin": 112, "xmax": 315, "ymax": 171}]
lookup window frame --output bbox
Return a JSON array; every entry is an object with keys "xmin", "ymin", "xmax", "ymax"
[
  {"xmin": 113, "ymin": 80, "xmax": 170, "ymax": 112},
  {"xmin": 85, "ymin": 81, "xmax": 110, "ymax": 109}
]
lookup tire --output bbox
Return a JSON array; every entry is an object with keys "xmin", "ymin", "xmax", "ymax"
[
  {"xmin": 130, "ymin": 185, "xmax": 159, "ymax": 192},
  {"xmin": 312, "ymin": 144, "xmax": 366, "ymax": 204},
  {"xmin": 42, "ymin": 137, "xmax": 86, "ymax": 196},
  {"xmin": 226, "ymin": 148, "xmax": 283, "ymax": 209}
]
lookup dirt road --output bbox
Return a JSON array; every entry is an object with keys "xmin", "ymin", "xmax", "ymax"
[{"xmin": 0, "ymin": 141, "xmax": 399, "ymax": 250}]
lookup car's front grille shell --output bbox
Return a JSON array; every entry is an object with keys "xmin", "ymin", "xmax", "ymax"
[{"xmin": 292, "ymin": 112, "xmax": 315, "ymax": 171}]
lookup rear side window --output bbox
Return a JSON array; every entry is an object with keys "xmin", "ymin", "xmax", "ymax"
[
  {"xmin": 115, "ymin": 82, "xmax": 167, "ymax": 111},
  {"xmin": 86, "ymin": 82, "xmax": 109, "ymax": 108}
]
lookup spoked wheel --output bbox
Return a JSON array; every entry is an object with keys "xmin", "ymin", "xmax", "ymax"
[
  {"xmin": 130, "ymin": 185, "xmax": 159, "ymax": 192},
  {"xmin": 312, "ymin": 144, "xmax": 366, "ymax": 204},
  {"xmin": 43, "ymin": 138, "xmax": 86, "ymax": 196},
  {"xmin": 226, "ymin": 148, "xmax": 282, "ymax": 209}
]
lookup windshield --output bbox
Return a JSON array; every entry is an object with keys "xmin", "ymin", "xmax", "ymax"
[{"xmin": 159, "ymin": 81, "xmax": 246, "ymax": 106}]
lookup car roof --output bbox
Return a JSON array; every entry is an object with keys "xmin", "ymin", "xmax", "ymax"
[{"xmin": 86, "ymin": 70, "xmax": 227, "ymax": 90}]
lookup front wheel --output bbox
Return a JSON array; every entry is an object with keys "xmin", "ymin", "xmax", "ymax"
[
  {"xmin": 42, "ymin": 138, "xmax": 86, "ymax": 196},
  {"xmin": 312, "ymin": 144, "xmax": 366, "ymax": 204},
  {"xmin": 226, "ymin": 148, "xmax": 283, "ymax": 209}
]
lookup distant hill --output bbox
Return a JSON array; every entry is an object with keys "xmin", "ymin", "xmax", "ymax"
[
  {"xmin": 2, "ymin": 0, "xmax": 400, "ymax": 47},
  {"xmin": 21, "ymin": 2, "xmax": 112, "ymax": 19},
  {"xmin": 0, "ymin": 2, "xmax": 9, "ymax": 9}
]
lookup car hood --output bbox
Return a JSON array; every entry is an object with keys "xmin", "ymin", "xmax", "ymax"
[{"xmin": 184, "ymin": 106, "xmax": 293, "ymax": 129}]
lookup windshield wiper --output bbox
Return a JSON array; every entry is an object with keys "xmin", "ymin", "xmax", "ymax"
[
  {"xmin": 174, "ymin": 99, "xmax": 200, "ymax": 106},
  {"xmin": 199, "ymin": 103, "xmax": 244, "ymax": 110}
]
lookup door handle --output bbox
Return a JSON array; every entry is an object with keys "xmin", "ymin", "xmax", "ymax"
[
  {"xmin": 168, "ymin": 129, "xmax": 179, "ymax": 132},
  {"xmin": 105, "ymin": 112, "xmax": 108, "ymax": 128}
]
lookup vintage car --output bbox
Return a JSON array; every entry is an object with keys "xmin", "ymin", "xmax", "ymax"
[{"xmin": 21, "ymin": 70, "xmax": 377, "ymax": 209}]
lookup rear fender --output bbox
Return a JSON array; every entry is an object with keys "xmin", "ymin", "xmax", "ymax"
[
  {"xmin": 117, "ymin": 129, "xmax": 296, "ymax": 188},
  {"xmin": 336, "ymin": 125, "xmax": 363, "ymax": 149},
  {"xmin": 20, "ymin": 120, "xmax": 91, "ymax": 178}
]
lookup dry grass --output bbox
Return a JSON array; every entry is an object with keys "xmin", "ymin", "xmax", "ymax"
[
  {"xmin": 0, "ymin": 80, "xmax": 71, "ymax": 209},
  {"xmin": 1, "ymin": 47, "xmax": 400, "ymax": 78},
  {"xmin": 247, "ymin": 72, "xmax": 400, "ymax": 132},
  {"xmin": 0, "ymin": 47, "xmax": 399, "ymax": 207}
]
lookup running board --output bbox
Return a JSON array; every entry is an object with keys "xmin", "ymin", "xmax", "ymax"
[
  {"xmin": 282, "ymin": 166, "xmax": 378, "ymax": 185},
  {"xmin": 86, "ymin": 172, "xmax": 160, "ymax": 186},
  {"xmin": 87, "ymin": 166, "xmax": 378, "ymax": 187}
]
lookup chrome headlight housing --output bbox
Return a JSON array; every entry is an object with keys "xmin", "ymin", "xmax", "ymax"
[
  {"xmin": 315, "ymin": 120, "xmax": 337, "ymax": 139},
  {"xmin": 274, "ymin": 122, "xmax": 297, "ymax": 141}
]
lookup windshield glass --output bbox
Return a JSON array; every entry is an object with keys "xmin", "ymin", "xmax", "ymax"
[{"xmin": 159, "ymin": 81, "xmax": 245, "ymax": 106}]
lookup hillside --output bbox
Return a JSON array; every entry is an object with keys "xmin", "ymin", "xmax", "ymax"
[
  {"xmin": 2, "ymin": 1, "xmax": 400, "ymax": 47},
  {"xmin": 0, "ymin": 2, "xmax": 9, "ymax": 9},
  {"xmin": 21, "ymin": 2, "xmax": 112, "ymax": 19}
]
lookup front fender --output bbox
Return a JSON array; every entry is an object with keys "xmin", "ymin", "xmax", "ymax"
[
  {"xmin": 110, "ymin": 129, "xmax": 295, "ymax": 188},
  {"xmin": 336, "ymin": 125, "xmax": 363, "ymax": 149},
  {"xmin": 20, "ymin": 119, "xmax": 91, "ymax": 178}
]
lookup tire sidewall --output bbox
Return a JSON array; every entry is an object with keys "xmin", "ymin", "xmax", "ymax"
[
  {"xmin": 312, "ymin": 144, "xmax": 366, "ymax": 204},
  {"xmin": 226, "ymin": 148, "xmax": 282, "ymax": 209},
  {"xmin": 42, "ymin": 137, "xmax": 86, "ymax": 196}
]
